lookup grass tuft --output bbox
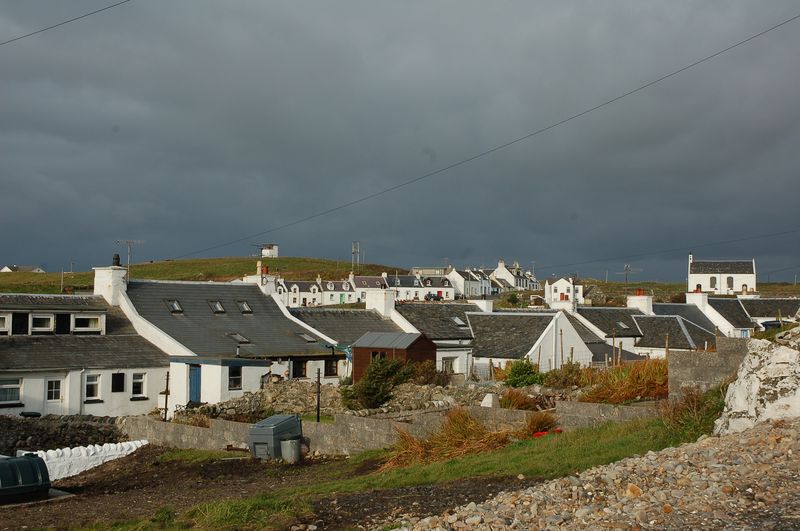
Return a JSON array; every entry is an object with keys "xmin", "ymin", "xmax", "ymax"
[{"xmin": 579, "ymin": 359, "xmax": 668, "ymax": 404}]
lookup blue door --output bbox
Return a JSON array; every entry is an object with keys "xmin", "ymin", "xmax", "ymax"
[{"xmin": 189, "ymin": 365, "xmax": 201, "ymax": 403}]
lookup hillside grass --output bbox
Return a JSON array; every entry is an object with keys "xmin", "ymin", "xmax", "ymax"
[
  {"xmin": 0, "ymin": 257, "xmax": 399, "ymax": 294},
  {"xmin": 94, "ymin": 415, "xmax": 710, "ymax": 530}
]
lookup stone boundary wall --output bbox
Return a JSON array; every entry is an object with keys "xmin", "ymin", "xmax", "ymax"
[
  {"xmin": 119, "ymin": 406, "xmax": 538, "ymax": 456},
  {"xmin": 19, "ymin": 440, "xmax": 148, "ymax": 481},
  {"xmin": 0, "ymin": 415, "xmax": 123, "ymax": 456},
  {"xmin": 667, "ymin": 337, "xmax": 748, "ymax": 397},
  {"xmin": 554, "ymin": 401, "xmax": 659, "ymax": 430}
]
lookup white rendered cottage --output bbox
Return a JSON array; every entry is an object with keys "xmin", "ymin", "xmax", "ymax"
[
  {"xmin": 687, "ymin": 254, "xmax": 756, "ymax": 295},
  {"xmin": 544, "ymin": 277, "xmax": 584, "ymax": 309}
]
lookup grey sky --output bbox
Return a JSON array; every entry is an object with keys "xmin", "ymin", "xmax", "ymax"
[{"xmin": 1, "ymin": 1, "xmax": 798, "ymax": 281}]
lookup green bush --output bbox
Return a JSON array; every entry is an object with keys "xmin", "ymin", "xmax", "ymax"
[
  {"xmin": 504, "ymin": 359, "xmax": 545, "ymax": 387},
  {"xmin": 340, "ymin": 358, "xmax": 413, "ymax": 409},
  {"xmin": 411, "ymin": 360, "xmax": 451, "ymax": 386}
]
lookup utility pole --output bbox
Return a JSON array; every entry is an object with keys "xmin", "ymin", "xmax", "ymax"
[
  {"xmin": 116, "ymin": 239, "xmax": 145, "ymax": 283},
  {"xmin": 316, "ymin": 368, "xmax": 321, "ymax": 423}
]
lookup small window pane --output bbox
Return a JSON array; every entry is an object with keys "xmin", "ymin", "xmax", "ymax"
[
  {"xmin": 0, "ymin": 378, "xmax": 21, "ymax": 402},
  {"xmin": 47, "ymin": 380, "xmax": 61, "ymax": 401},
  {"xmin": 228, "ymin": 367, "xmax": 242, "ymax": 390},
  {"xmin": 86, "ymin": 374, "xmax": 100, "ymax": 398},
  {"xmin": 324, "ymin": 359, "xmax": 338, "ymax": 377},
  {"xmin": 237, "ymin": 301, "xmax": 252, "ymax": 314},
  {"xmin": 112, "ymin": 373, "xmax": 125, "ymax": 392},
  {"xmin": 293, "ymin": 360, "xmax": 307, "ymax": 378},
  {"xmin": 132, "ymin": 373, "xmax": 145, "ymax": 396},
  {"xmin": 167, "ymin": 300, "xmax": 183, "ymax": 313}
]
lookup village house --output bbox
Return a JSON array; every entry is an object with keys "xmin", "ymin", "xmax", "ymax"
[
  {"xmin": 350, "ymin": 332, "xmax": 437, "ymax": 383},
  {"xmin": 489, "ymin": 260, "xmax": 536, "ymax": 291},
  {"xmin": 388, "ymin": 274, "xmax": 424, "ymax": 301},
  {"xmin": 544, "ymin": 277, "xmax": 584, "ymax": 309},
  {"xmin": 352, "ymin": 274, "xmax": 389, "ymax": 302},
  {"xmin": 419, "ymin": 276, "xmax": 456, "ymax": 301},
  {"xmin": 0, "ymin": 265, "xmax": 46, "ymax": 273},
  {"xmin": 685, "ymin": 292, "xmax": 754, "ymax": 338},
  {"xmin": 687, "ymin": 254, "xmax": 756, "ymax": 295},
  {"xmin": 317, "ymin": 276, "xmax": 357, "ymax": 306},
  {"xmin": 739, "ymin": 298, "xmax": 800, "ymax": 328},
  {"xmin": 0, "ymin": 293, "xmax": 168, "ymax": 417},
  {"xmin": 446, "ymin": 268, "xmax": 491, "ymax": 299}
]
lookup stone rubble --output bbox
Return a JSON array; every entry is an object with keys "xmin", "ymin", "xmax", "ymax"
[{"xmin": 384, "ymin": 418, "xmax": 800, "ymax": 530}]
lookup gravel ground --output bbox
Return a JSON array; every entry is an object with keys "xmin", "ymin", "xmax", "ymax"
[{"xmin": 385, "ymin": 418, "xmax": 800, "ymax": 530}]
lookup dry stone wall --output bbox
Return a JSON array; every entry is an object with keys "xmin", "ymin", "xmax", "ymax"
[{"xmin": 0, "ymin": 415, "xmax": 123, "ymax": 456}]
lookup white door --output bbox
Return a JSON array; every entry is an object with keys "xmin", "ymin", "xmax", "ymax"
[{"xmin": 43, "ymin": 378, "xmax": 64, "ymax": 415}]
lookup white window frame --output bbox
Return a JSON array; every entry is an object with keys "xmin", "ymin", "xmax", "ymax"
[
  {"xmin": 228, "ymin": 367, "xmax": 242, "ymax": 391},
  {"xmin": 0, "ymin": 378, "xmax": 22, "ymax": 403},
  {"xmin": 131, "ymin": 373, "xmax": 146, "ymax": 397},
  {"xmin": 30, "ymin": 314, "xmax": 54, "ymax": 333},
  {"xmin": 46, "ymin": 379, "xmax": 62, "ymax": 401},
  {"xmin": 85, "ymin": 374, "xmax": 100, "ymax": 399},
  {"xmin": 72, "ymin": 313, "xmax": 104, "ymax": 333},
  {"xmin": 0, "ymin": 313, "xmax": 9, "ymax": 333}
]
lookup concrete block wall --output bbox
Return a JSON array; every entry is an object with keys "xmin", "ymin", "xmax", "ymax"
[
  {"xmin": 554, "ymin": 401, "xmax": 659, "ymax": 430},
  {"xmin": 667, "ymin": 337, "xmax": 748, "ymax": 397}
]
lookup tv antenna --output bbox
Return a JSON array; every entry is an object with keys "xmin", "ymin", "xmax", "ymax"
[
  {"xmin": 615, "ymin": 264, "xmax": 642, "ymax": 286},
  {"xmin": 351, "ymin": 241, "xmax": 360, "ymax": 273},
  {"xmin": 115, "ymin": 239, "xmax": 145, "ymax": 283}
]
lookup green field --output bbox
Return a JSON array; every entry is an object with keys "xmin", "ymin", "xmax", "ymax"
[{"xmin": 0, "ymin": 256, "xmax": 400, "ymax": 294}]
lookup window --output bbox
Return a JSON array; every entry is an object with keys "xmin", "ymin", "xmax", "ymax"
[
  {"xmin": 85, "ymin": 374, "xmax": 100, "ymax": 399},
  {"xmin": 47, "ymin": 380, "xmax": 61, "ymax": 401},
  {"xmin": 228, "ymin": 367, "xmax": 242, "ymax": 390},
  {"xmin": 0, "ymin": 315, "xmax": 7, "ymax": 331},
  {"xmin": 73, "ymin": 315, "xmax": 102, "ymax": 332},
  {"xmin": 132, "ymin": 373, "xmax": 145, "ymax": 396},
  {"xmin": 370, "ymin": 351, "xmax": 387, "ymax": 361},
  {"xmin": 31, "ymin": 314, "xmax": 54, "ymax": 333},
  {"xmin": 727, "ymin": 276, "xmax": 734, "ymax": 289},
  {"xmin": 0, "ymin": 378, "xmax": 21, "ymax": 403},
  {"xmin": 553, "ymin": 287, "xmax": 558, "ymax": 293},
  {"xmin": 209, "ymin": 300, "xmax": 225, "ymax": 314},
  {"xmin": 451, "ymin": 316, "xmax": 467, "ymax": 327},
  {"xmin": 112, "ymin": 373, "xmax": 125, "ymax": 392},
  {"xmin": 167, "ymin": 300, "xmax": 183, "ymax": 313},
  {"xmin": 441, "ymin": 357, "xmax": 456, "ymax": 374},
  {"xmin": 617, "ymin": 321, "xmax": 629, "ymax": 329},
  {"xmin": 709, "ymin": 277, "xmax": 717, "ymax": 289},
  {"xmin": 324, "ymin": 359, "xmax": 338, "ymax": 377},
  {"xmin": 293, "ymin": 360, "xmax": 307, "ymax": 378},
  {"xmin": 228, "ymin": 332, "xmax": 250, "ymax": 344},
  {"xmin": 236, "ymin": 301, "xmax": 252, "ymax": 314}
]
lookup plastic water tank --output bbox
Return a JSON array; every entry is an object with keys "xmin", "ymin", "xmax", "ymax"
[
  {"xmin": 248, "ymin": 414, "xmax": 303, "ymax": 460},
  {"xmin": 0, "ymin": 454, "xmax": 51, "ymax": 502}
]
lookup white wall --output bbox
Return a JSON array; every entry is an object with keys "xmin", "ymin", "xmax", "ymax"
[
  {"xmin": 530, "ymin": 313, "xmax": 593, "ymax": 372},
  {"xmin": 688, "ymin": 272, "xmax": 757, "ymax": 295},
  {"xmin": 24, "ymin": 440, "xmax": 149, "ymax": 481}
]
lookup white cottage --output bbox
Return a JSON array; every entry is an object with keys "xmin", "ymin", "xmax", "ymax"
[{"xmin": 687, "ymin": 254, "xmax": 756, "ymax": 295}]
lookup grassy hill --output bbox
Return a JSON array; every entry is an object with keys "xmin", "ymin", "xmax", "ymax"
[{"xmin": 0, "ymin": 256, "xmax": 401, "ymax": 294}]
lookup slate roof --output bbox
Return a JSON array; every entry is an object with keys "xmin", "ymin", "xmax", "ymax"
[
  {"xmin": 587, "ymin": 342, "xmax": 642, "ymax": 363},
  {"xmin": 421, "ymin": 276, "xmax": 452, "ymax": 288},
  {"xmin": 319, "ymin": 280, "xmax": 352, "ymax": 292},
  {"xmin": 690, "ymin": 260, "xmax": 754, "ymax": 275},
  {"xmin": 576, "ymin": 308, "xmax": 643, "ymax": 337},
  {"xmin": 352, "ymin": 332, "xmax": 421, "ymax": 349},
  {"xmin": 285, "ymin": 281, "xmax": 320, "ymax": 292},
  {"xmin": 389, "ymin": 275, "xmax": 420, "ymax": 288},
  {"xmin": 652, "ymin": 303, "xmax": 716, "ymax": 332},
  {"xmin": 0, "ymin": 294, "xmax": 107, "ymax": 311},
  {"xmin": 467, "ymin": 313, "xmax": 554, "ymax": 360},
  {"xmin": 353, "ymin": 276, "xmax": 388, "ymax": 289},
  {"xmin": 394, "ymin": 302, "xmax": 479, "ymax": 340},
  {"xmin": 739, "ymin": 298, "xmax": 800, "ymax": 319},
  {"xmin": 126, "ymin": 281, "xmax": 329, "ymax": 359},
  {"xmin": 0, "ymin": 309, "xmax": 167, "ymax": 371},
  {"xmin": 564, "ymin": 313, "xmax": 605, "ymax": 344},
  {"xmin": 632, "ymin": 315, "xmax": 715, "ymax": 350},
  {"xmin": 708, "ymin": 298, "xmax": 753, "ymax": 329},
  {"xmin": 289, "ymin": 308, "xmax": 403, "ymax": 344}
]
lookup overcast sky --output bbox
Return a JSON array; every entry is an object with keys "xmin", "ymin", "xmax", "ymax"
[{"xmin": 1, "ymin": 1, "xmax": 799, "ymax": 281}]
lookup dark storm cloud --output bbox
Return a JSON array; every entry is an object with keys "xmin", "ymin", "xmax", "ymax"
[{"xmin": 1, "ymin": 1, "xmax": 798, "ymax": 280}]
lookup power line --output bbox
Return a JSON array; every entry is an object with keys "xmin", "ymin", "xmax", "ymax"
[
  {"xmin": 536, "ymin": 227, "xmax": 800, "ymax": 272},
  {"xmin": 0, "ymin": 0, "xmax": 132, "ymax": 48},
  {"xmin": 174, "ymin": 11, "xmax": 800, "ymax": 260}
]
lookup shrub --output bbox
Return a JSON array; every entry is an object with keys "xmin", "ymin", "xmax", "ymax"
[
  {"xmin": 340, "ymin": 358, "xmax": 413, "ymax": 409},
  {"xmin": 505, "ymin": 359, "xmax": 545, "ymax": 387},
  {"xmin": 514, "ymin": 411, "xmax": 558, "ymax": 438},
  {"xmin": 543, "ymin": 362, "xmax": 584, "ymax": 388},
  {"xmin": 499, "ymin": 388, "xmax": 540, "ymax": 410},
  {"xmin": 507, "ymin": 293, "xmax": 519, "ymax": 305},
  {"xmin": 174, "ymin": 413, "xmax": 211, "ymax": 428},
  {"xmin": 411, "ymin": 360, "xmax": 450, "ymax": 386},
  {"xmin": 580, "ymin": 359, "xmax": 668, "ymax": 404},
  {"xmin": 658, "ymin": 382, "xmax": 729, "ymax": 440}
]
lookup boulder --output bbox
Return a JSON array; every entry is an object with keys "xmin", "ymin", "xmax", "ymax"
[
  {"xmin": 481, "ymin": 393, "xmax": 500, "ymax": 408},
  {"xmin": 714, "ymin": 339, "xmax": 800, "ymax": 435}
]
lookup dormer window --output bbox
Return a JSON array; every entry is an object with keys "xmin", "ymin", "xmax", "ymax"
[
  {"xmin": 425, "ymin": 280, "xmax": 431, "ymax": 286},
  {"xmin": 617, "ymin": 321, "xmax": 629, "ymax": 329},
  {"xmin": 31, "ymin": 314, "xmax": 54, "ymax": 334},
  {"xmin": 413, "ymin": 279, "xmax": 420, "ymax": 286},
  {"xmin": 342, "ymin": 283, "xmax": 349, "ymax": 291},
  {"xmin": 228, "ymin": 332, "xmax": 250, "ymax": 344},
  {"xmin": 209, "ymin": 300, "xmax": 225, "ymax": 314},
  {"xmin": 395, "ymin": 278, "xmax": 401, "ymax": 286},
  {"xmin": 236, "ymin": 301, "xmax": 252, "ymax": 314},
  {"xmin": 327, "ymin": 282, "xmax": 334, "ymax": 290},
  {"xmin": 167, "ymin": 300, "xmax": 183, "ymax": 313}
]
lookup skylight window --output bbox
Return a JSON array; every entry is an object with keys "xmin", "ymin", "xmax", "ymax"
[
  {"xmin": 617, "ymin": 321, "xmax": 629, "ymax": 329},
  {"xmin": 298, "ymin": 333, "xmax": 317, "ymax": 343},
  {"xmin": 237, "ymin": 300, "xmax": 252, "ymax": 314},
  {"xmin": 167, "ymin": 300, "xmax": 183, "ymax": 313},
  {"xmin": 228, "ymin": 332, "xmax": 250, "ymax": 344},
  {"xmin": 209, "ymin": 300, "xmax": 226, "ymax": 314},
  {"xmin": 451, "ymin": 316, "xmax": 467, "ymax": 327}
]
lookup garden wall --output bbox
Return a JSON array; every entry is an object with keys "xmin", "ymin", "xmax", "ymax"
[
  {"xmin": 554, "ymin": 401, "xmax": 659, "ymax": 430},
  {"xmin": 667, "ymin": 337, "xmax": 748, "ymax": 397},
  {"xmin": 0, "ymin": 415, "xmax": 123, "ymax": 456}
]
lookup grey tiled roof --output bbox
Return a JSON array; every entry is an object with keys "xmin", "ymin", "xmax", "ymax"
[
  {"xmin": 708, "ymin": 298, "xmax": 753, "ymax": 329},
  {"xmin": 576, "ymin": 308, "xmax": 643, "ymax": 337},
  {"xmin": 389, "ymin": 275, "xmax": 420, "ymax": 288},
  {"xmin": 318, "ymin": 280, "xmax": 352, "ymax": 292},
  {"xmin": 395, "ymin": 302, "xmax": 479, "ymax": 340},
  {"xmin": 652, "ymin": 303, "xmax": 716, "ymax": 333},
  {"xmin": 421, "ymin": 276, "xmax": 452, "ymax": 288},
  {"xmin": 353, "ymin": 276, "xmax": 388, "ymax": 289},
  {"xmin": 126, "ymin": 281, "xmax": 329, "ymax": 359},
  {"xmin": 284, "ymin": 281, "xmax": 320, "ymax": 292},
  {"xmin": 740, "ymin": 298, "xmax": 800, "ymax": 319},
  {"xmin": 0, "ymin": 294, "xmax": 107, "ymax": 311},
  {"xmin": 633, "ymin": 315, "xmax": 715, "ymax": 350},
  {"xmin": 352, "ymin": 332, "xmax": 421, "ymax": 349},
  {"xmin": 587, "ymin": 342, "xmax": 642, "ymax": 363},
  {"xmin": 689, "ymin": 260, "xmax": 754, "ymax": 274},
  {"xmin": 467, "ymin": 313, "xmax": 554, "ymax": 360},
  {"xmin": 289, "ymin": 308, "xmax": 403, "ymax": 344},
  {"xmin": 564, "ymin": 313, "xmax": 605, "ymax": 344}
]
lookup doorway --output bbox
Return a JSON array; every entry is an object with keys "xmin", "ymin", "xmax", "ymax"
[{"xmin": 189, "ymin": 365, "xmax": 201, "ymax": 403}]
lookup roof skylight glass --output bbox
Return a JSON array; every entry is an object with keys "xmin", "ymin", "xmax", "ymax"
[
  {"xmin": 237, "ymin": 300, "xmax": 252, "ymax": 314},
  {"xmin": 167, "ymin": 300, "xmax": 183, "ymax": 313},
  {"xmin": 228, "ymin": 332, "xmax": 250, "ymax": 343},
  {"xmin": 617, "ymin": 321, "xmax": 629, "ymax": 329},
  {"xmin": 209, "ymin": 300, "xmax": 225, "ymax": 314},
  {"xmin": 451, "ymin": 316, "xmax": 467, "ymax": 327},
  {"xmin": 298, "ymin": 333, "xmax": 318, "ymax": 343}
]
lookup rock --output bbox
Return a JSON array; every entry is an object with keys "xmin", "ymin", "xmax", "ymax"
[
  {"xmin": 625, "ymin": 483, "xmax": 643, "ymax": 498},
  {"xmin": 481, "ymin": 393, "xmax": 500, "ymax": 408}
]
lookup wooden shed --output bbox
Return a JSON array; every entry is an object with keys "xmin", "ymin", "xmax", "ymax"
[{"xmin": 351, "ymin": 332, "xmax": 437, "ymax": 383}]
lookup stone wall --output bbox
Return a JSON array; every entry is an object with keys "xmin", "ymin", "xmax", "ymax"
[
  {"xmin": 0, "ymin": 415, "xmax": 123, "ymax": 456},
  {"xmin": 554, "ymin": 401, "xmax": 659, "ymax": 430},
  {"xmin": 667, "ymin": 337, "xmax": 748, "ymax": 397},
  {"xmin": 24, "ymin": 440, "xmax": 148, "ymax": 481}
]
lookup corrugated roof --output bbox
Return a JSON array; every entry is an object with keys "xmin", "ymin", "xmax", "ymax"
[
  {"xmin": 126, "ymin": 281, "xmax": 329, "ymax": 359},
  {"xmin": 352, "ymin": 331, "xmax": 421, "ymax": 349},
  {"xmin": 395, "ymin": 302, "xmax": 479, "ymax": 340}
]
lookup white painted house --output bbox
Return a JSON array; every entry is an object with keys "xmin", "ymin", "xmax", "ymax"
[
  {"xmin": 544, "ymin": 278, "xmax": 584, "ymax": 310},
  {"xmin": 490, "ymin": 260, "xmax": 535, "ymax": 291},
  {"xmin": 687, "ymin": 254, "xmax": 756, "ymax": 295}
]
